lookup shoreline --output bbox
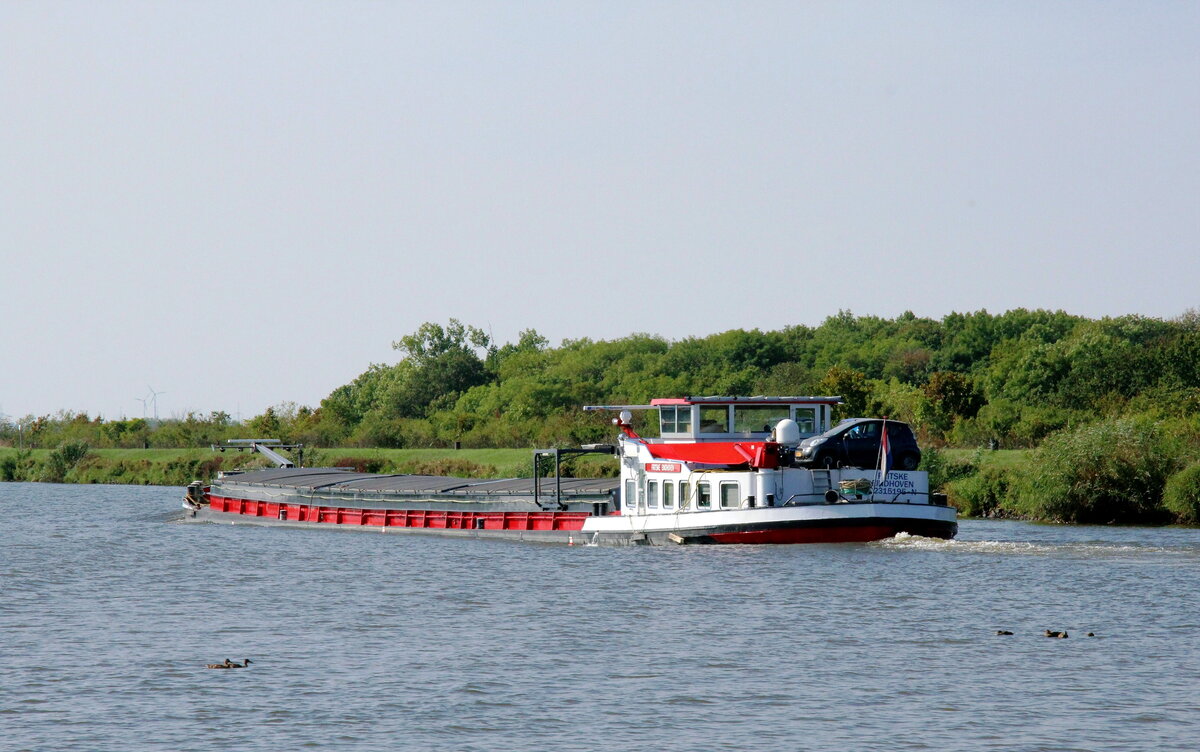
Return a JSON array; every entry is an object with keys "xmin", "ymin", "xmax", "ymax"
[{"xmin": 2, "ymin": 446, "xmax": 1196, "ymax": 528}]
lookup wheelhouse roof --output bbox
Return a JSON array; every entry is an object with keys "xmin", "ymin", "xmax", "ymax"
[
  {"xmin": 650, "ymin": 396, "xmax": 843, "ymax": 406},
  {"xmin": 582, "ymin": 396, "xmax": 844, "ymax": 412}
]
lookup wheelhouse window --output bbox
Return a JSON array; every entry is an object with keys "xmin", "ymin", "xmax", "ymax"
[
  {"xmin": 733, "ymin": 405, "xmax": 791, "ymax": 433},
  {"xmin": 624, "ymin": 480, "xmax": 635, "ymax": 511},
  {"xmin": 793, "ymin": 407, "xmax": 817, "ymax": 434},
  {"xmin": 697, "ymin": 482, "xmax": 711, "ymax": 508},
  {"xmin": 719, "ymin": 481, "xmax": 740, "ymax": 509},
  {"xmin": 679, "ymin": 481, "xmax": 689, "ymax": 509},
  {"xmin": 662, "ymin": 481, "xmax": 674, "ymax": 509},
  {"xmin": 647, "ymin": 480, "xmax": 659, "ymax": 509},
  {"xmin": 659, "ymin": 405, "xmax": 692, "ymax": 435},
  {"xmin": 698, "ymin": 406, "xmax": 729, "ymax": 434}
]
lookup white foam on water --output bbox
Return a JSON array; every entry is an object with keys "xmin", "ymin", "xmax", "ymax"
[{"xmin": 874, "ymin": 531, "xmax": 1199, "ymax": 560}]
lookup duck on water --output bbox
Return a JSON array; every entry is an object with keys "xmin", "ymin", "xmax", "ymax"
[{"xmin": 205, "ymin": 658, "xmax": 252, "ymax": 669}]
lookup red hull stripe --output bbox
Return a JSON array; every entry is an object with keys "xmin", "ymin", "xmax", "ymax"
[
  {"xmin": 676, "ymin": 517, "xmax": 957, "ymax": 543},
  {"xmin": 207, "ymin": 495, "xmax": 590, "ymax": 532}
]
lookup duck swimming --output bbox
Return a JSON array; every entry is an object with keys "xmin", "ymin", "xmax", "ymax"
[
  {"xmin": 229, "ymin": 658, "xmax": 252, "ymax": 668},
  {"xmin": 206, "ymin": 659, "xmax": 234, "ymax": 669}
]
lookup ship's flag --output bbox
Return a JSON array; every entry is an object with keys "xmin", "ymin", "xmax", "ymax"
[{"xmin": 877, "ymin": 419, "xmax": 891, "ymax": 486}]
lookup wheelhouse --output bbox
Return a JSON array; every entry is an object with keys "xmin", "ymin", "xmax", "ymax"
[{"xmin": 651, "ymin": 396, "xmax": 841, "ymax": 443}]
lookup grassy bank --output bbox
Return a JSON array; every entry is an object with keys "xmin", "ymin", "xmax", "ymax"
[
  {"xmin": 4, "ymin": 441, "xmax": 1196, "ymax": 527},
  {"xmin": 0, "ymin": 446, "xmax": 615, "ymax": 487}
]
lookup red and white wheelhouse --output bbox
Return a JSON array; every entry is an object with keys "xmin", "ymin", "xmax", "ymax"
[{"xmin": 579, "ymin": 396, "xmax": 956, "ymax": 544}]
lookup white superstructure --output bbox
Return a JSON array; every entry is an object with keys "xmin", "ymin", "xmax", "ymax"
[{"xmin": 579, "ymin": 397, "xmax": 956, "ymax": 544}]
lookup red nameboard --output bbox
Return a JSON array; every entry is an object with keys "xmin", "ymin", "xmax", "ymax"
[{"xmin": 645, "ymin": 462, "xmax": 682, "ymax": 473}]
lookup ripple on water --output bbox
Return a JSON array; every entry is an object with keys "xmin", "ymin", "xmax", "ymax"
[{"xmin": 2, "ymin": 482, "xmax": 1199, "ymax": 752}]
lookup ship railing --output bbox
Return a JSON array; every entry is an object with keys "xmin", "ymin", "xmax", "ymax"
[
  {"xmin": 781, "ymin": 490, "xmax": 946, "ymax": 506},
  {"xmin": 532, "ymin": 445, "xmax": 617, "ymax": 511},
  {"xmin": 211, "ymin": 438, "xmax": 304, "ymax": 468}
]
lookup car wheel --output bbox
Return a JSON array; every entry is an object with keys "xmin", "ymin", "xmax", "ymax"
[{"xmin": 897, "ymin": 452, "xmax": 919, "ymax": 471}]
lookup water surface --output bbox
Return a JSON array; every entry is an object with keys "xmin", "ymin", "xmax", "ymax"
[{"xmin": 2, "ymin": 482, "xmax": 1198, "ymax": 751}]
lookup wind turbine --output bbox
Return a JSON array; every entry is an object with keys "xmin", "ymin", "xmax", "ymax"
[
  {"xmin": 146, "ymin": 386, "xmax": 166, "ymax": 422},
  {"xmin": 135, "ymin": 394, "xmax": 149, "ymax": 419}
]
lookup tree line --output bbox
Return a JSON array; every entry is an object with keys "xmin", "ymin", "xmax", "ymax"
[
  {"xmin": 4, "ymin": 309, "xmax": 1198, "ymax": 451},
  {"xmin": 4, "ymin": 309, "xmax": 1200, "ymax": 524}
]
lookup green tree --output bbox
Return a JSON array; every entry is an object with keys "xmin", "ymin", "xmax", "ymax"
[
  {"xmin": 818, "ymin": 366, "xmax": 871, "ymax": 418},
  {"xmin": 248, "ymin": 406, "xmax": 281, "ymax": 437},
  {"xmin": 386, "ymin": 319, "xmax": 493, "ymax": 417}
]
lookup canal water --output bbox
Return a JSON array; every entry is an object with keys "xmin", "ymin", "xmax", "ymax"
[{"xmin": 2, "ymin": 482, "xmax": 1198, "ymax": 751}]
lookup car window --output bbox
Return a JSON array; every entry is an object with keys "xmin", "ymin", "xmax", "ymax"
[{"xmin": 847, "ymin": 422, "xmax": 878, "ymax": 439}]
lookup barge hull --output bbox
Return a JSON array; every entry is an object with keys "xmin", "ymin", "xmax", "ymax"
[
  {"xmin": 194, "ymin": 497, "xmax": 955, "ymax": 546},
  {"xmin": 195, "ymin": 506, "xmax": 590, "ymax": 544}
]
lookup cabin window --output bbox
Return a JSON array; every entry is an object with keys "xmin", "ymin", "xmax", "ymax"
[
  {"xmin": 698, "ymin": 406, "xmax": 729, "ymax": 434},
  {"xmin": 662, "ymin": 481, "xmax": 674, "ymax": 509},
  {"xmin": 659, "ymin": 405, "xmax": 693, "ymax": 434},
  {"xmin": 793, "ymin": 407, "xmax": 817, "ymax": 434},
  {"xmin": 659, "ymin": 406, "xmax": 675, "ymax": 434},
  {"xmin": 679, "ymin": 481, "xmax": 689, "ymax": 509},
  {"xmin": 624, "ymin": 480, "xmax": 635, "ymax": 511},
  {"xmin": 733, "ymin": 405, "xmax": 790, "ymax": 433},
  {"xmin": 647, "ymin": 480, "xmax": 659, "ymax": 509},
  {"xmin": 719, "ymin": 481, "xmax": 740, "ymax": 509},
  {"xmin": 697, "ymin": 482, "xmax": 711, "ymax": 508}
]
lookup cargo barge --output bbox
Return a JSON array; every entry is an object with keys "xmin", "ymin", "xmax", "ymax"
[{"xmin": 185, "ymin": 396, "xmax": 957, "ymax": 545}]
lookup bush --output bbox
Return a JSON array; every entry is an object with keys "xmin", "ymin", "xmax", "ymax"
[
  {"xmin": 921, "ymin": 447, "xmax": 977, "ymax": 492},
  {"xmin": 330, "ymin": 456, "xmax": 388, "ymax": 474},
  {"xmin": 41, "ymin": 441, "xmax": 92, "ymax": 483},
  {"xmin": 1010, "ymin": 417, "xmax": 1176, "ymax": 524},
  {"xmin": 0, "ymin": 453, "xmax": 20, "ymax": 481},
  {"xmin": 1163, "ymin": 462, "xmax": 1200, "ymax": 525},
  {"xmin": 946, "ymin": 467, "xmax": 1012, "ymax": 518},
  {"xmin": 399, "ymin": 458, "xmax": 496, "ymax": 478}
]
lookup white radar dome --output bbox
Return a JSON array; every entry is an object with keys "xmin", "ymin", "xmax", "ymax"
[
  {"xmin": 619, "ymin": 410, "xmax": 633, "ymax": 424},
  {"xmin": 774, "ymin": 419, "xmax": 801, "ymax": 446}
]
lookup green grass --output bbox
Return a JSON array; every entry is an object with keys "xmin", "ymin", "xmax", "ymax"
[
  {"xmin": 941, "ymin": 448, "xmax": 1031, "ymax": 470},
  {"xmin": 310, "ymin": 447, "xmax": 533, "ymax": 466},
  {"xmin": 0, "ymin": 446, "xmax": 615, "ymax": 485},
  {"xmin": 3, "ymin": 446, "xmax": 537, "ymax": 465}
]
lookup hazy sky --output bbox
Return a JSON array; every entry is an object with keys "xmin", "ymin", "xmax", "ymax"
[{"xmin": 2, "ymin": 2, "xmax": 1197, "ymax": 422}]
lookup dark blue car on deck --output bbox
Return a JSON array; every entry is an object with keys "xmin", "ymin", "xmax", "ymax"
[{"xmin": 795, "ymin": 418, "xmax": 921, "ymax": 470}]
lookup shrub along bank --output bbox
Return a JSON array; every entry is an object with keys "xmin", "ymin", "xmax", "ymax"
[{"xmin": 942, "ymin": 414, "xmax": 1200, "ymax": 525}]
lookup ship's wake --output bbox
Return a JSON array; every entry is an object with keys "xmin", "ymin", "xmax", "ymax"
[{"xmin": 875, "ymin": 531, "xmax": 1198, "ymax": 560}]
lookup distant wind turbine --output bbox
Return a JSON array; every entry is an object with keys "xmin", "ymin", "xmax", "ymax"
[{"xmin": 146, "ymin": 385, "xmax": 166, "ymax": 422}]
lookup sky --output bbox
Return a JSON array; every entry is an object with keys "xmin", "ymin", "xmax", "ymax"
[{"xmin": 1, "ymin": 1, "xmax": 1197, "ymax": 423}]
